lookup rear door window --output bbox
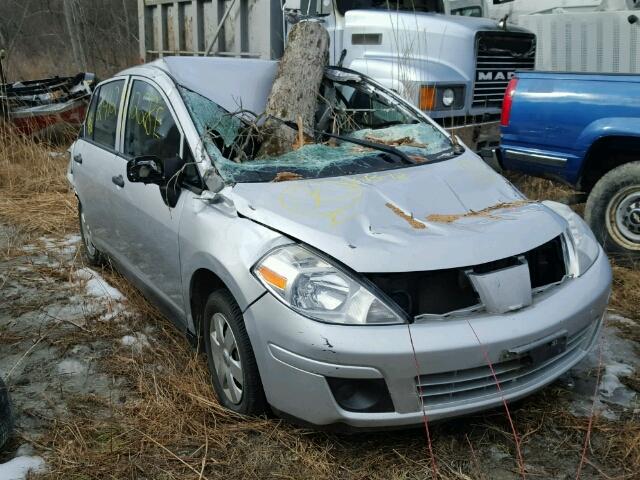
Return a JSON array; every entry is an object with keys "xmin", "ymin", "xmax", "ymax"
[
  {"xmin": 82, "ymin": 89, "xmax": 99, "ymax": 139},
  {"xmin": 124, "ymin": 80, "xmax": 180, "ymax": 160},
  {"xmin": 91, "ymin": 80, "xmax": 125, "ymax": 149}
]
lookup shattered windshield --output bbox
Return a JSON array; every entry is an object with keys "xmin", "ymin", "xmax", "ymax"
[{"xmin": 180, "ymin": 68, "xmax": 456, "ymax": 184}]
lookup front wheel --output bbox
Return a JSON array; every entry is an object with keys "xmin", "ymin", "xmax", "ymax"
[
  {"xmin": 203, "ymin": 290, "xmax": 267, "ymax": 415},
  {"xmin": 585, "ymin": 162, "xmax": 640, "ymax": 265}
]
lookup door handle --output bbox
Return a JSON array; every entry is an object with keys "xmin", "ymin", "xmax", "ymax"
[
  {"xmin": 111, "ymin": 175, "xmax": 125, "ymax": 188},
  {"xmin": 73, "ymin": 154, "xmax": 82, "ymax": 164}
]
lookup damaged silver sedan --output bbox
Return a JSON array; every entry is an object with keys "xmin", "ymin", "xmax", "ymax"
[{"xmin": 67, "ymin": 57, "xmax": 611, "ymax": 428}]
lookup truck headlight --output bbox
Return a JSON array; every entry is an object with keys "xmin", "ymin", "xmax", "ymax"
[
  {"xmin": 253, "ymin": 245, "xmax": 406, "ymax": 325},
  {"xmin": 544, "ymin": 201, "xmax": 600, "ymax": 277},
  {"xmin": 419, "ymin": 85, "xmax": 464, "ymax": 111},
  {"xmin": 442, "ymin": 89, "xmax": 455, "ymax": 107}
]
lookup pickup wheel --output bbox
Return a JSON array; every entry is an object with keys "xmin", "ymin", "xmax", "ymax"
[
  {"xmin": 585, "ymin": 161, "xmax": 640, "ymax": 265},
  {"xmin": 203, "ymin": 290, "xmax": 267, "ymax": 416},
  {"xmin": 78, "ymin": 202, "xmax": 104, "ymax": 266},
  {"xmin": 0, "ymin": 376, "xmax": 13, "ymax": 451}
]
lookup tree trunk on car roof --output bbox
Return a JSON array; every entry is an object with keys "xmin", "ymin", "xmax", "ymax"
[{"xmin": 256, "ymin": 21, "xmax": 329, "ymax": 159}]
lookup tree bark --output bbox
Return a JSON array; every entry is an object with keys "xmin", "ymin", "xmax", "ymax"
[{"xmin": 257, "ymin": 21, "xmax": 329, "ymax": 158}]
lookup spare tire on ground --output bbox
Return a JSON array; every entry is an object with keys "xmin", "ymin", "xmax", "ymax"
[{"xmin": 0, "ymin": 376, "xmax": 12, "ymax": 450}]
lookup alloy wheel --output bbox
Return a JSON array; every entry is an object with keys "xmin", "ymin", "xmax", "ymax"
[{"xmin": 209, "ymin": 312, "xmax": 243, "ymax": 404}]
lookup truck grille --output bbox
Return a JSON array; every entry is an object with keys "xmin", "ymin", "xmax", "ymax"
[
  {"xmin": 472, "ymin": 32, "xmax": 536, "ymax": 109},
  {"xmin": 415, "ymin": 320, "xmax": 599, "ymax": 409}
]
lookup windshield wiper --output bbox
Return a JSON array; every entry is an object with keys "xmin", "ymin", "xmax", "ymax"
[
  {"xmin": 276, "ymin": 118, "xmax": 419, "ymax": 165},
  {"xmin": 322, "ymin": 132, "xmax": 418, "ymax": 165}
]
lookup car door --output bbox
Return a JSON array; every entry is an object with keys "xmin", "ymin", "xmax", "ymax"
[
  {"xmin": 71, "ymin": 78, "xmax": 127, "ymax": 253},
  {"xmin": 115, "ymin": 78, "xmax": 189, "ymax": 317}
]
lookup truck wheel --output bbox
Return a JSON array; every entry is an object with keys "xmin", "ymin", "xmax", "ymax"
[
  {"xmin": 78, "ymin": 202, "xmax": 104, "ymax": 266},
  {"xmin": 203, "ymin": 290, "xmax": 267, "ymax": 416},
  {"xmin": 585, "ymin": 162, "xmax": 640, "ymax": 265},
  {"xmin": 0, "ymin": 376, "xmax": 13, "ymax": 451}
]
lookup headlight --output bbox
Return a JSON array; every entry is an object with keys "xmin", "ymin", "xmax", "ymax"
[
  {"xmin": 543, "ymin": 201, "xmax": 600, "ymax": 277},
  {"xmin": 253, "ymin": 245, "xmax": 406, "ymax": 325},
  {"xmin": 442, "ymin": 89, "xmax": 455, "ymax": 107}
]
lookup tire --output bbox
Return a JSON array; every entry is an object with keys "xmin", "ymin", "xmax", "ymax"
[
  {"xmin": 203, "ymin": 290, "xmax": 267, "ymax": 415},
  {"xmin": 585, "ymin": 161, "xmax": 640, "ymax": 266},
  {"xmin": 78, "ymin": 201, "xmax": 104, "ymax": 266},
  {"xmin": 0, "ymin": 377, "xmax": 13, "ymax": 451}
]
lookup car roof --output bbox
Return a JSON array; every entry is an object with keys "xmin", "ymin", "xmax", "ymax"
[{"xmin": 120, "ymin": 56, "xmax": 279, "ymax": 115}]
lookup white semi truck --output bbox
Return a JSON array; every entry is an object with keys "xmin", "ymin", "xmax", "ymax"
[
  {"xmin": 447, "ymin": 0, "xmax": 640, "ymax": 74},
  {"xmin": 138, "ymin": 0, "xmax": 537, "ymax": 151}
]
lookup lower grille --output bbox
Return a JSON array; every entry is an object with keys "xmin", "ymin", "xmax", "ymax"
[
  {"xmin": 415, "ymin": 321, "xmax": 598, "ymax": 409},
  {"xmin": 472, "ymin": 32, "xmax": 536, "ymax": 109}
]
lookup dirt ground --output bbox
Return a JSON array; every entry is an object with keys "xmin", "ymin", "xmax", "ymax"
[{"xmin": 0, "ymin": 144, "xmax": 639, "ymax": 479}]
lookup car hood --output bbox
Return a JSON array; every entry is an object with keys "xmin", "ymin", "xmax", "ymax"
[{"xmin": 226, "ymin": 154, "xmax": 567, "ymax": 273}]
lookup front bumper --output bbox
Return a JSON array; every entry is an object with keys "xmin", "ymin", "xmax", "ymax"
[{"xmin": 244, "ymin": 250, "xmax": 611, "ymax": 428}]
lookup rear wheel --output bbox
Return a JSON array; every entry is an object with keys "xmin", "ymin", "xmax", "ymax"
[
  {"xmin": 78, "ymin": 202, "xmax": 104, "ymax": 266},
  {"xmin": 203, "ymin": 290, "xmax": 267, "ymax": 415},
  {"xmin": 585, "ymin": 162, "xmax": 640, "ymax": 265},
  {"xmin": 0, "ymin": 377, "xmax": 13, "ymax": 451}
]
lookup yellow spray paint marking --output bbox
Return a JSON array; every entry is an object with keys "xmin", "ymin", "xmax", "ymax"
[{"xmin": 278, "ymin": 179, "xmax": 364, "ymax": 227}]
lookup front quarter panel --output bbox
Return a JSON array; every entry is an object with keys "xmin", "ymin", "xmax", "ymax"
[{"xmin": 179, "ymin": 194, "xmax": 290, "ymax": 333}]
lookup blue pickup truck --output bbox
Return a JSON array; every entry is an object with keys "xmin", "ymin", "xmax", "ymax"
[{"xmin": 499, "ymin": 71, "xmax": 640, "ymax": 264}]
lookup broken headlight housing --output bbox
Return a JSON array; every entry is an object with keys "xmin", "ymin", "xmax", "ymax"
[
  {"xmin": 544, "ymin": 201, "xmax": 600, "ymax": 277},
  {"xmin": 253, "ymin": 245, "xmax": 406, "ymax": 325}
]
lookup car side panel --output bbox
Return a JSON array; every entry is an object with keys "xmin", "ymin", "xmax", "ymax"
[
  {"xmin": 71, "ymin": 139, "xmax": 121, "ymax": 252},
  {"xmin": 177, "ymin": 198, "xmax": 289, "ymax": 334}
]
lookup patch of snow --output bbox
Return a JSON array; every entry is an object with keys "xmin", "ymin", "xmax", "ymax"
[
  {"xmin": 607, "ymin": 314, "xmax": 637, "ymax": 327},
  {"xmin": 75, "ymin": 268, "xmax": 124, "ymax": 301},
  {"xmin": 121, "ymin": 333, "xmax": 151, "ymax": 352},
  {"xmin": 15, "ymin": 445, "xmax": 34, "ymax": 457},
  {"xmin": 0, "ymin": 456, "xmax": 47, "ymax": 480},
  {"xmin": 599, "ymin": 362, "xmax": 636, "ymax": 408},
  {"xmin": 57, "ymin": 359, "xmax": 87, "ymax": 377},
  {"xmin": 62, "ymin": 234, "xmax": 82, "ymax": 246},
  {"xmin": 21, "ymin": 244, "xmax": 37, "ymax": 252},
  {"xmin": 567, "ymin": 319, "xmax": 639, "ymax": 420}
]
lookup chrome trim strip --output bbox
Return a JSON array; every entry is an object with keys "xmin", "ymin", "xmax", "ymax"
[{"xmin": 504, "ymin": 149, "xmax": 567, "ymax": 167}]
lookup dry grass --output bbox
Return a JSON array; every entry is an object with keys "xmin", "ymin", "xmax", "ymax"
[
  {"xmin": 1, "ymin": 134, "xmax": 639, "ymax": 479},
  {"xmin": 0, "ymin": 125, "xmax": 77, "ymax": 238}
]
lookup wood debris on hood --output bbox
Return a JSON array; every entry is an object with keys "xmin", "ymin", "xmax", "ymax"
[
  {"xmin": 272, "ymin": 171, "xmax": 304, "ymax": 182},
  {"xmin": 365, "ymin": 134, "xmax": 427, "ymax": 148},
  {"xmin": 426, "ymin": 200, "xmax": 533, "ymax": 224},
  {"xmin": 385, "ymin": 203, "xmax": 427, "ymax": 230}
]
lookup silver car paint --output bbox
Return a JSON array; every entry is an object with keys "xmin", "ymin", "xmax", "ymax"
[{"xmin": 68, "ymin": 57, "xmax": 611, "ymax": 428}]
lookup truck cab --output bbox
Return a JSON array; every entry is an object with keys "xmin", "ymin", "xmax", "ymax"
[{"xmin": 291, "ymin": 0, "xmax": 536, "ymax": 126}]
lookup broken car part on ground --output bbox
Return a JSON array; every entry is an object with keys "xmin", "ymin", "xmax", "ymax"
[
  {"xmin": 0, "ymin": 66, "xmax": 96, "ymax": 138},
  {"xmin": 66, "ymin": 56, "xmax": 611, "ymax": 428}
]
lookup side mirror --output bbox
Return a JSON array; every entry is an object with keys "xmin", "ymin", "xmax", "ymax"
[{"xmin": 127, "ymin": 155, "xmax": 164, "ymax": 185}]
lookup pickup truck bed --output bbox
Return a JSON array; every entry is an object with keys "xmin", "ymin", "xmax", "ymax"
[{"xmin": 500, "ymin": 71, "xmax": 640, "ymax": 263}]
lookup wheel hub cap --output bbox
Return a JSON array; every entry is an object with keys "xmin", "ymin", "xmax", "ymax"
[
  {"xmin": 609, "ymin": 188, "xmax": 640, "ymax": 246},
  {"xmin": 210, "ymin": 313, "xmax": 243, "ymax": 405}
]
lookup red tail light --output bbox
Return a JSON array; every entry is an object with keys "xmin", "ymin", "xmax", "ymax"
[{"xmin": 501, "ymin": 78, "xmax": 518, "ymax": 127}]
